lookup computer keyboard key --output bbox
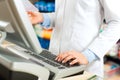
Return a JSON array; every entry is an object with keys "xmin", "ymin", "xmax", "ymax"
[
  {"xmin": 43, "ymin": 59, "xmax": 61, "ymax": 67},
  {"xmin": 58, "ymin": 66, "xmax": 66, "ymax": 69}
]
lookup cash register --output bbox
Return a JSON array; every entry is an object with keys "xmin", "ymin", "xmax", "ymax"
[{"xmin": 0, "ymin": 0, "xmax": 86, "ymax": 80}]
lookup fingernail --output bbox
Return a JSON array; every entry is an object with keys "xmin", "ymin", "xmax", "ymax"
[
  {"xmin": 70, "ymin": 63, "xmax": 72, "ymax": 65},
  {"xmin": 58, "ymin": 59, "xmax": 60, "ymax": 62},
  {"xmin": 55, "ymin": 58, "xmax": 57, "ymax": 60},
  {"xmin": 62, "ymin": 61, "xmax": 65, "ymax": 63}
]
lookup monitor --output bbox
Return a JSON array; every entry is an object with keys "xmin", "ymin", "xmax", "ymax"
[{"xmin": 0, "ymin": 0, "xmax": 42, "ymax": 53}]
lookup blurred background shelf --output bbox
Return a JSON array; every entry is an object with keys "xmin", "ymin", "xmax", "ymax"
[{"xmin": 104, "ymin": 55, "xmax": 120, "ymax": 65}]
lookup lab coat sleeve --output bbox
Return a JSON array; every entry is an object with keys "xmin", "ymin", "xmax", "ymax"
[
  {"xmin": 45, "ymin": 12, "xmax": 55, "ymax": 27},
  {"xmin": 88, "ymin": 0, "xmax": 120, "ymax": 59},
  {"xmin": 41, "ymin": 14, "xmax": 51, "ymax": 28},
  {"xmin": 41, "ymin": 12, "xmax": 55, "ymax": 28},
  {"xmin": 82, "ymin": 49, "xmax": 98, "ymax": 63}
]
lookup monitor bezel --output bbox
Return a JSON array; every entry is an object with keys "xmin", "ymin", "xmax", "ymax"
[{"xmin": 0, "ymin": 0, "xmax": 42, "ymax": 53}]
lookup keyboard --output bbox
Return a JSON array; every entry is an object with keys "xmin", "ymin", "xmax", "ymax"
[
  {"xmin": 29, "ymin": 50, "xmax": 80, "ymax": 69},
  {"xmin": 24, "ymin": 50, "xmax": 85, "ymax": 80},
  {"xmin": 7, "ymin": 45, "xmax": 86, "ymax": 80}
]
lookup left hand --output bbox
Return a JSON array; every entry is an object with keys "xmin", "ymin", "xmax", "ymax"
[
  {"xmin": 55, "ymin": 50, "xmax": 89, "ymax": 65},
  {"xmin": 27, "ymin": 11, "xmax": 44, "ymax": 25}
]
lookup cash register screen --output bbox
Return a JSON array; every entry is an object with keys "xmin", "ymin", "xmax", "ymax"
[{"xmin": 0, "ymin": 0, "xmax": 42, "ymax": 53}]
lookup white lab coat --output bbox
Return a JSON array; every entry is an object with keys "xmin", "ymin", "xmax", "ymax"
[{"xmin": 47, "ymin": 0, "xmax": 120, "ymax": 78}]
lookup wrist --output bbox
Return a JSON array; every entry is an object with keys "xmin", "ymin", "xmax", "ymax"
[
  {"xmin": 40, "ymin": 14, "xmax": 51, "ymax": 28},
  {"xmin": 82, "ymin": 49, "xmax": 98, "ymax": 63}
]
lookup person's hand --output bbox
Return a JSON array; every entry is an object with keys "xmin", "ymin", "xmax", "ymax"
[
  {"xmin": 55, "ymin": 50, "xmax": 89, "ymax": 65},
  {"xmin": 27, "ymin": 11, "xmax": 44, "ymax": 25}
]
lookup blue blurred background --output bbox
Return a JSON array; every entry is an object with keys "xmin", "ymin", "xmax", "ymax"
[{"xmin": 34, "ymin": 0, "xmax": 55, "ymax": 12}]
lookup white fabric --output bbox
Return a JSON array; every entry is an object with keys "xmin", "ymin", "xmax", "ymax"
[{"xmin": 48, "ymin": 0, "xmax": 120, "ymax": 78}]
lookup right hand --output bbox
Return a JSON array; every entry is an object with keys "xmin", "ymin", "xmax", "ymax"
[
  {"xmin": 27, "ymin": 11, "xmax": 44, "ymax": 25},
  {"xmin": 55, "ymin": 50, "xmax": 89, "ymax": 65}
]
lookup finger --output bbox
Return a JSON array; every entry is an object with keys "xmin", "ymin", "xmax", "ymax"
[
  {"xmin": 56, "ymin": 52, "xmax": 69, "ymax": 62},
  {"xmin": 55, "ymin": 54, "xmax": 62, "ymax": 61},
  {"xmin": 62, "ymin": 55, "xmax": 74, "ymax": 63},
  {"xmin": 70, "ymin": 59, "xmax": 79, "ymax": 65},
  {"xmin": 27, "ymin": 11, "xmax": 32, "ymax": 14},
  {"xmin": 27, "ymin": 11, "xmax": 35, "ymax": 16},
  {"xmin": 56, "ymin": 54, "xmax": 66, "ymax": 62}
]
